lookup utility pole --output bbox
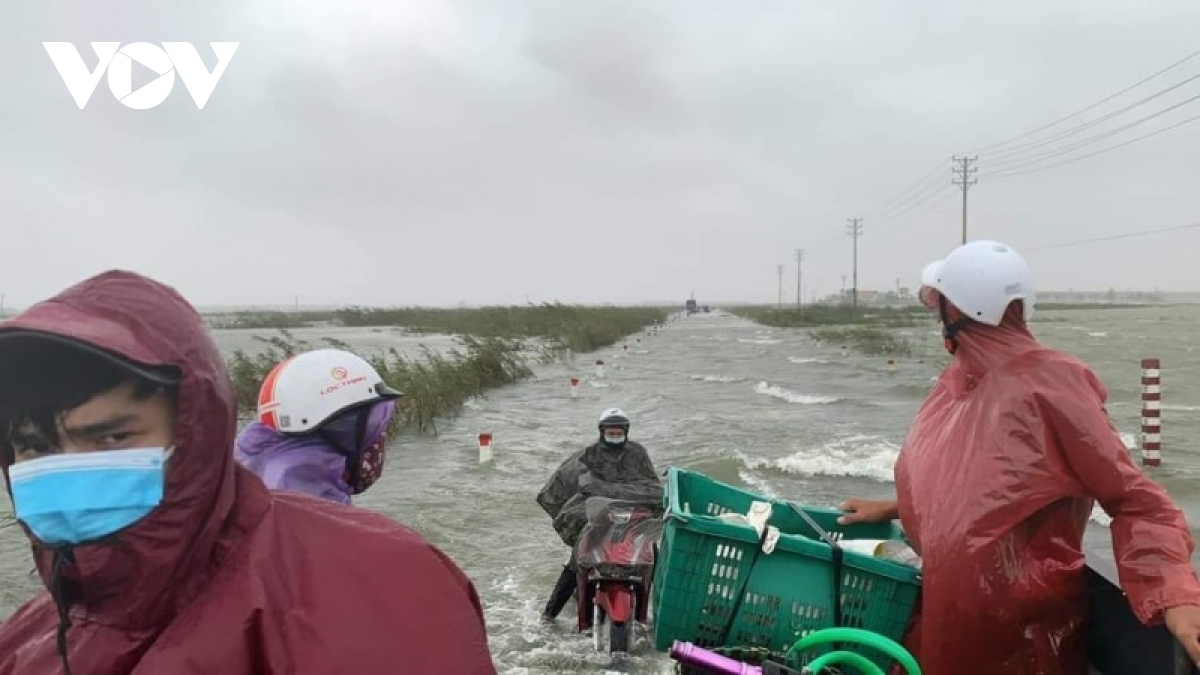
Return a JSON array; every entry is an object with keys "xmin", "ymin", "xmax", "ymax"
[
  {"xmin": 794, "ymin": 248, "xmax": 805, "ymax": 310},
  {"xmin": 846, "ymin": 218, "xmax": 863, "ymax": 310},
  {"xmin": 776, "ymin": 264, "xmax": 784, "ymax": 308},
  {"xmin": 952, "ymin": 155, "xmax": 978, "ymax": 244}
]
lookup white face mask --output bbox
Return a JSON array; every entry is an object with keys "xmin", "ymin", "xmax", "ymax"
[{"xmin": 603, "ymin": 434, "xmax": 626, "ymax": 446}]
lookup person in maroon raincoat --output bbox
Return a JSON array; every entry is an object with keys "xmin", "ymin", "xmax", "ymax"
[
  {"xmin": 0, "ymin": 270, "xmax": 497, "ymax": 674},
  {"xmin": 839, "ymin": 240, "xmax": 1200, "ymax": 674}
]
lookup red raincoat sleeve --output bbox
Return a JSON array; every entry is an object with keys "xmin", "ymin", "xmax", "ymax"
[{"xmin": 1034, "ymin": 357, "xmax": 1200, "ymax": 624}]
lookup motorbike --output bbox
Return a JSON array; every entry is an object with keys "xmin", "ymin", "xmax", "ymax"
[{"xmin": 573, "ymin": 496, "xmax": 664, "ymax": 653}]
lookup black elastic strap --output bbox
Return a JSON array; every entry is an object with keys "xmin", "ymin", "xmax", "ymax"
[
  {"xmin": 938, "ymin": 295, "xmax": 970, "ymax": 356},
  {"xmin": 788, "ymin": 503, "xmax": 843, "ymax": 627},
  {"xmin": 49, "ymin": 548, "xmax": 74, "ymax": 675},
  {"xmin": 716, "ymin": 524, "xmax": 772, "ymax": 646}
]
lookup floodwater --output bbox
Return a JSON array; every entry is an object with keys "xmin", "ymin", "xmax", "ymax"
[{"xmin": 3, "ymin": 306, "xmax": 1200, "ymax": 674}]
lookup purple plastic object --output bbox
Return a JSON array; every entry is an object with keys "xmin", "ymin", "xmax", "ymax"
[{"xmin": 668, "ymin": 641, "xmax": 763, "ymax": 675}]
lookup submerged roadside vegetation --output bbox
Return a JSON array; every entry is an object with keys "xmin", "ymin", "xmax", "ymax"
[
  {"xmin": 732, "ymin": 301, "xmax": 1151, "ymax": 357},
  {"xmin": 729, "ymin": 305, "xmax": 927, "ymax": 329},
  {"xmin": 220, "ymin": 305, "xmax": 668, "ymax": 435},
  {"xmin": 728, "ymin": 305, "xmax": 925, "ymax": 356}
]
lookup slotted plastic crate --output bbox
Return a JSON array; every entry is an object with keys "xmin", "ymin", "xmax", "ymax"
[{"xmin": 651, "ymin": 468, "xmax": 921, "ymax": 671}]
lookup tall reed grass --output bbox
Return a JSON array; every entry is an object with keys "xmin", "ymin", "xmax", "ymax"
[{"xmin": 223, "ymin": 306, "xmax": 666, "ymax": 435}]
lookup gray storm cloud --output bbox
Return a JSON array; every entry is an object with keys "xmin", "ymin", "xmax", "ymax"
[{"xmin": 2, "ymin": 0, "xmax": 1199, "ymax": 308}]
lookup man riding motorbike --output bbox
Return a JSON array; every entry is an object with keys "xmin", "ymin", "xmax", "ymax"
[
  {"xmin": 234, "ymin": 348, "xmax": 402, "ymax": 504},
  {"xmin": 536, "ymin": 407, "xmax": 660, "ymax": 623}
]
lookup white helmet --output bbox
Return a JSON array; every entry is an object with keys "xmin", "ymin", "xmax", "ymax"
[
  {"xmin": 925, "ymin": 240, "xmax": 1035, "ymax": 326},
  {"xmin": 920, "ymin": 260, "xmax": 943, "ymax": 288},
  {"xmin": 598, "ymin": 407, "xmax": 630, "ymax": 429},
  {"xmin": 257, "ymin": 348, "xmax": 403, "ymax": 434}
]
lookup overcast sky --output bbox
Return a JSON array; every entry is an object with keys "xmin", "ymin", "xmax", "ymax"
[{"xmin": 3, "ymin": 0, "xmax": 1200, "ymax": 308}]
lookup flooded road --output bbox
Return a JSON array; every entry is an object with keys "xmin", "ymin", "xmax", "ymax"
[{"xmin": 3, "ymin": 306, "xmax": 1200, "ymax": 673}]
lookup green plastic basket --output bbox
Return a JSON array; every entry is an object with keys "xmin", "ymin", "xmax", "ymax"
[{"xmin": 652, "ymin": 468, "xmax": 921, "ymax": 671}]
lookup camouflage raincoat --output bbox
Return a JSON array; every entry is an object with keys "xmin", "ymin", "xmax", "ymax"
[{"xmin": 537, "ymin": 440, "xmax": 661, "ymax": 547}]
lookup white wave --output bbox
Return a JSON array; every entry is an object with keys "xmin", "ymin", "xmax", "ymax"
[
  {"xmin": 1088, "ymin": 332, "xmax": 1108, "ymax": 338},
  {"xmin": 1162, "ymin": 404, "xmax": 1200, "ymax": 412},
  {"xmin": 738, "ymin": 434, "xmax": 899, "ymax": 483},
  {"xmin": 738, "ymin": 469, "xmax": 780, "ymax": 498},
  {"xmin": 588, "ymin": 381, "xmax": 609, "ymax": 388},
  {"xmin": 788, "ymin": 357, "xmax": 829, "ymax": 365},
  {"xmin": 739, "ymin": 338, "xmax": 782, "ymax": 345},
  {"xmin": 689, "ymin": 374, "xmax": 746, "ymax": 383},
  {"xmin": 754, "ymin": 381, "xmax": 839, "ymax": 405}
]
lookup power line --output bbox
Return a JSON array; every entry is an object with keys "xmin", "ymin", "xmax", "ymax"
[
  {"xmin": 883, "ymin": 183, "xmax": 957, "ymax": 222},
  {"xmin": 1028, "ymin": 221, "xmax": 1200, "ymax": 251},
  {"xmin": 875, "ymin": 157, "xmax": 951, "ymax": 215},
  {"xmin": 982, "ymin": 71, "xmax": 1200, "ymax": 164},
  {"xmin": 866, "ymin": 47, "xmax": 1200, "ymax": 235},
  {"xmin": 983, "ymin": 89, "xmax": 1200, "ymax": 173},
  {"xmin": 878, "ymin": 172, "xmax": 951, "ymax": 218},
  {"xmin": 984, "ymin": 99, "xmax": 1200, "ymax": 179},
  {"xmin": 971, "ymin": 47, "xmax": 1200, "ymax": 154}
]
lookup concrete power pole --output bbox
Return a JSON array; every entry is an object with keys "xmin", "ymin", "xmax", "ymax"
[
  {"xmin": 952, "ymin": 156, "xmax": 978, "ymax": 244},
  {"xmin": 776, "ymin": 264, "xmax": 784, "ymax": 308},
  {"xmin": 794, "ymin": 248, "xmax": 805, "ymax": 310},
  {"xmin": 846, "ymin": 218, "xmax": 863, "ymax": 310}
]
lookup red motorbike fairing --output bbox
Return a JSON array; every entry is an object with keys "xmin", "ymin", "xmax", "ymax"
[{"xmin": 600, "ymin": 584, "xmax": 634, "ymax": 623}]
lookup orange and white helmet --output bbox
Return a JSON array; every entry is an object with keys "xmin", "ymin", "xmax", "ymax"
[{"xmin": 256, "ymin": 349, "xmax": 403, "ymax": 435}]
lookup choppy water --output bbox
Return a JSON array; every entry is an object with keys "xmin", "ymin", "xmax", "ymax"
[{"xmin": 3, "ymin": 306, "xmax": 1200, "ymax": 673}]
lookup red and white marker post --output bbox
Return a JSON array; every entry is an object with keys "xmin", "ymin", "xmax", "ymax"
[
  {"xmin": 1141, "ymin": 358, "xmax": 1162, "ymax": 467},
  {"xmin": 478, "ymin": 432, "xmax": 494, "ymax": 464}
]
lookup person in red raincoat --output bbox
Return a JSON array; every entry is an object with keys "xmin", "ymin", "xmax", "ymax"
[
  {"xmin": 839, "ymin": 240, "xmax": 1200, "ymax": 674},
  {"xmin": 0, "ymin": 270, "xmax": 497, "ymax": 674}
]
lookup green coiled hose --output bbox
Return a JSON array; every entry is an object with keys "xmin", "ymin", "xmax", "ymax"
[{"xmin": 783, "ymin": 627, "xmax": 921, "ymax": 675}]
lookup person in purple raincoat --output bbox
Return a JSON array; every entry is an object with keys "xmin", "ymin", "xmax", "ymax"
[{"xmin": 235, "ymin": 348, "xmax": 403, "ymax": 504}]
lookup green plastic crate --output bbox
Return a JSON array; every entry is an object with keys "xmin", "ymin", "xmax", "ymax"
[{"xmin": 651, "ymin": 468, "xmax": 921, "ymax": 670}]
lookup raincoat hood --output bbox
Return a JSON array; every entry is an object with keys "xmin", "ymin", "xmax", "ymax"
[
  {"xmin": 235, "ymin": 423, "xmax": 354, "ymax": 503},
  {"xmin": 0, "ymin": 269, "xmax": 250, "ymax": 630},
  {"xmin": 937, "ymin": 301, "xmax": 1039, "ymax": 397},
  {"xmin": 0, "ymin": 271, "xmax": 497, "ymax": 674}
]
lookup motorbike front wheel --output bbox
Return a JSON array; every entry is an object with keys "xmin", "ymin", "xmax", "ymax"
[
  {"xmin": 609, "ymin": 621, "xmax": 630, "ymax": 653},
  {"xmin": 592, "ymin": 604, "xmax": 607, "ymax": 652}
]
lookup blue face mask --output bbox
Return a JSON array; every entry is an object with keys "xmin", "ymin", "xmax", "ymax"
[{"xmin": 7, "ymin": 447, "xmax": 169, "ymax": 546}]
